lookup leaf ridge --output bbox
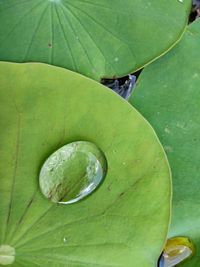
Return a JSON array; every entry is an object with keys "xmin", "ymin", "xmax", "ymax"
[
  {"xmin": 0, "ymin": 0, "xmax": 44, "ymax": 46},
  {"xmin": 3, "ymin": 114, "xmax": 21, "ymax": 243},
  {"xmin": 23, "ymin": 4, "xmax": 49, "ymax": 61},
  {"xmin": 54, "ymin": 4, "xmax": 78, "ymax": 71}
]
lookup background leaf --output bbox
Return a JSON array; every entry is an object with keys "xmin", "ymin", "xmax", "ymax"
[
  {"xmin": 0, "ymin": 62, "xmax": 171, "ymax": 267},
  {"xmin": 0, "ymin": 0, "xmax": 191, "ymax": 81},
  {"xmin": 130, "ymin": 19, "xmax": 200, "ymax": 266}
]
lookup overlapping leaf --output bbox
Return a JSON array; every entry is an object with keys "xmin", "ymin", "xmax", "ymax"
[
  {"xmin": 0, "ymin": 0, "xmax": 191, "ymax": 80},
  {"xmin": 130, "ymin": 19, "xmax": 200, "ymax": 266}
]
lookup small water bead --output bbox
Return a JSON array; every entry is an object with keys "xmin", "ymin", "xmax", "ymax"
[
  {"xmin": 39, "ymin": 141, "xmax": 107, "ymax": 204},
  {"xmin": 49, "ymin": 0, "xmax": 61, "ymax": 3},
  {"xmin": 158, "ymin": 237, "xmax": 194, "ymax": 267},
  {"xmin": 0, "ymin": 245, "xmax": 15, "ymax": 265}
]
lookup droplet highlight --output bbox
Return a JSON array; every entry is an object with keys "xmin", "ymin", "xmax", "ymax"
[
  {"xmin": 158, "ymin": 237, "xmax": 194, "ymax": 267},
  {"xmin": 39, "ymin": 141, "xmax": 107, "ymax": 204},
  {"xmin": 0, "ymin": 245, "xmax": 15, "ymax": 265}
]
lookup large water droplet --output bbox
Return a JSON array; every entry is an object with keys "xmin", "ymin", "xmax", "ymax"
[
  {"xmin": 158, "ymin": 237, "xmax": 194, "ymax": 267},
  {"xmin": 0, "ymin": 245, "xmax": 15, "ymax": 265},
  {"xmin": 39, "ymin": 141, "xmax": 107, "ymax": 204}
]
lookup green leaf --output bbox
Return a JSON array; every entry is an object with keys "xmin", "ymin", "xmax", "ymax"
[
  {"xmin": 130, "ymin": 19, "xmax": 200, "ymax": 267},
  {"xmin": 0, "ymin": 62, "xmax": 171, "ymax": 266},
  {"xmin": 0, "ymin": 0, "xmax": 191, "ymax": 81}
]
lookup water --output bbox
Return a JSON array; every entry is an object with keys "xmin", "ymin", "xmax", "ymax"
[
  {"xmin": 101, "ymin": 74, "xmax": 136, "ymax": 100},
  {"xmin": 158, "ymin": 237, "xmax": 194, "ymax": 267},
  {"xmin": 193, "ymin": 0, "xmax": 200, "ymax": 5},
  {"xmin": 39, "ymin": 141, "xmax": 107, "ymax": 204}
]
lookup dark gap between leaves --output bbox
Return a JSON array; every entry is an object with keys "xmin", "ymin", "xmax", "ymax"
[
  {"xmin": 189, "ymin": 0, "xmax": 200, "ymax": 23},
  {"xmin": 101, "ymin": 69, "xmax": 142, "ymax": 100}
]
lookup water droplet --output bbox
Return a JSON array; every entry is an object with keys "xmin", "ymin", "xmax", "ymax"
[
  {"xmin": 192, "ymin": 73, "xmax": 199, "ymax": 78},
  {"xmin": 164, "ymin": 127, "xmax": 171, "ymax": 134},
  {"xmin": 114, "ymin": 57, "xmax": 119, "ymax": 62},
  {"xmin": 49, "ymin": 0, "xmax": 61, "ymax": 3},
  {"xmin": 158, "ymin": 237, "xmax": 194, "ymax": 267},
  {"xmin": 164, "ymin": 146, "xmax": 173, "ymax": 153},
  {"xmin": 178, "ymin": 0, "xmax": 183, "ymax": 3},
  {"xmin": 0, "ymin": 245, "xmax": 15, "ymax": 265},
  {"xmin": 39, "ymin": 141, "xmax": 107, "ymax": 204},
  {"xmin": 63, "ymin": 237, "xmax": 67, "ymax": 243}
]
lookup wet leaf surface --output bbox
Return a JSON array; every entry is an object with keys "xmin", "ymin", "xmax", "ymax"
[{"xmin": 0, "ymin": 62, "xmax": 171, "ymax": 267}]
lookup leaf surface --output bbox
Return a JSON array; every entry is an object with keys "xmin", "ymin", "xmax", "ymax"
[
  {"xmin": 130, "ymin": 19, "xmax": 200, "ymax": 266},
  {"xmin": 0, "ymin": 0, "xmax": 191, "ymax": 80},
  {"xmin": 0, "ymin": 62, "xmax": 171, "ymax": 266}
]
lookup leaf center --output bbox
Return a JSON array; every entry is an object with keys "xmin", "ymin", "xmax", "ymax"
[{"xmin": 0, "ymin": 245, "xmax": 15, "ymax": 265}]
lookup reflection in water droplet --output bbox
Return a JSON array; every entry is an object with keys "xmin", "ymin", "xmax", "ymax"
[
  {"xmin": 158, "ymin": 237, "xmax": 194, "ymax": 267},
  {"xmin": 0, "ymin": 245, "xmax": 15, "ymax": 265},
  {"xmin": 39, "ymin": 141, "xmax": 107, "ymax": 204}
]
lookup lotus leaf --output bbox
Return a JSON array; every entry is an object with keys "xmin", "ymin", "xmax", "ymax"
[
  {"xmin": 0, "ymin": 0, "xmax": 191, "ymax": 81},
  {"xmin": 0, "ymin": 62, "xmax": 171, "ymax": 266},
  {"xmin": 130, "ymin": 19, "xmax": 200, "ymax": 266}
]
